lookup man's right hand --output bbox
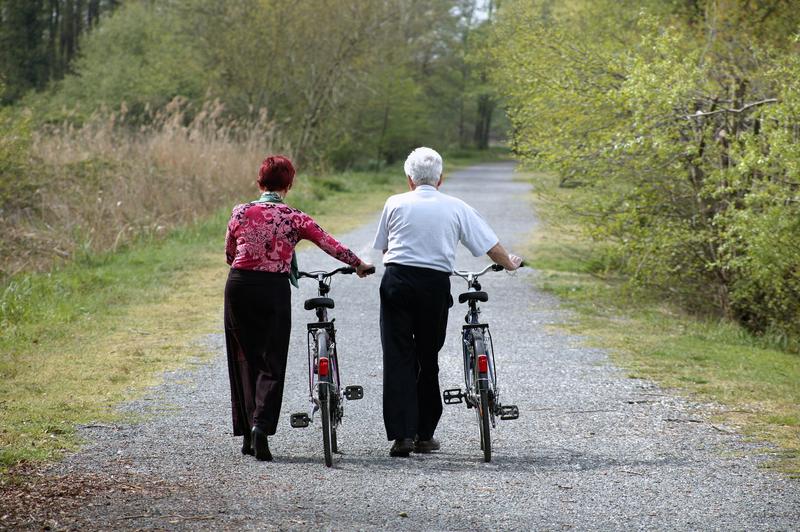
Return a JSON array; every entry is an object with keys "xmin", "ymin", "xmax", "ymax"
[
  {"xmin": 487, "ymin": 243, "xmax": 523, "ymax": 270},
  {"xmin": 507, "ymin": 254, "xmax": 524, "ymax": 270}
]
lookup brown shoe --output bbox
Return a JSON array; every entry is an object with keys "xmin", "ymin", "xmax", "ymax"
[
  {"xmin": 390, "ymin": 438, "xmax": 414, "ymax": 457},
  {"xmin": 413, "ymin": 437, "xmax": 441, "ymax": 453}
]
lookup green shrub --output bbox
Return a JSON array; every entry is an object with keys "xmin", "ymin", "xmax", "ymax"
[
  {"xmin": 488, "ymin": 3, "xmax": 800, "ymax": 349},
  {"xmin": 31, "ymin": 2, "xmax": 206, "ymax": 122},
  {"xmin": 0, "ymin": 109, "xmax": 39, "ymax": 212}
]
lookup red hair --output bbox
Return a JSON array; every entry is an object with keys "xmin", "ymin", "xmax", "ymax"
[{"xmin": 258, "ymin": 155, "xmax": 295, "ymax": 191}]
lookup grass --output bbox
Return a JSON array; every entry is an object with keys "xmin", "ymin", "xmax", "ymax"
[
  {"xmin": 0, "ymin": 167, "xmax": 405, "ymax": 472},
  {"xmin": 521, "ymin": 170, "xmax": 800, "ymax": 476},
  {"xmin": 2, "ymin": 100, "xmax": 275, "ymax": 280}
]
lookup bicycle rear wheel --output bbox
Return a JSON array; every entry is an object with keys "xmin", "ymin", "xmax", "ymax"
[
  {"xmin": 478, "ymin": 385, "xmax": 492, "ymax": 462},
  {"xmin": 473, "ymin": 335, "xmax": 492, "ymax": 462},
  {"xmin": 320, "ymin": 382, "xmax": 334, "ymax": 467},
  {"xmin": 331, "ymin": 392, "xmax": 339, "ymax": 454}
]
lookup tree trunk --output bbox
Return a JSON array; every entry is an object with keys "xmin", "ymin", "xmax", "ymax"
[
  {"xmin": 473, "ymin": 92, "xmax": 494, "ymax": 150},
  {"xmin": 87, "ymin": 0, "xmax": 100, "ymax": 29}
]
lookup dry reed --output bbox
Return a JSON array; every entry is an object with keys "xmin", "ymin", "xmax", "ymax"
[{"xmin": 2, "ymin": 98, "xmax": 283, "ymax": 279}]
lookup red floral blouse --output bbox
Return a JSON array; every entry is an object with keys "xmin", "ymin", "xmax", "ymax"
[{"xmin": 225, "ymin": 202, "xmax": 361, "ymax": 272}]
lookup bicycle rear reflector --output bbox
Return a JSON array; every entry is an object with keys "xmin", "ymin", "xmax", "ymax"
[
  {"xmin": 318, "ymin": 358, "xmax": 330, "ymax": 377},
  {"xmin": 477, "ymin": 354, "xmax": 489, "ymax": 373}
]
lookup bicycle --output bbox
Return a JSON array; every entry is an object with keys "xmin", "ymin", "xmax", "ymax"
[
  {"xmin": 289, "ymin": 266, "xmax": 373, "ymax": 467},
  {"xmin": 443, "ymin": 263, "xmax": 520, "ymax": 462}
]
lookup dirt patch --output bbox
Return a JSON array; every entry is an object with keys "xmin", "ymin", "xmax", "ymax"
[{"xmin": 0, "ymin": 464, "xmax": 172, "ymax": 530}]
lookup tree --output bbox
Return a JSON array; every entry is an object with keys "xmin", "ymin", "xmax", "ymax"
[
  {"xmin": 0, "ymin": 0, "xmax": 119, "ymax": 104},
  {"xmin": 487, "ymin": 0, "xmax": 800, "ymax": 346},
  {"xmin": 42, "ymin": 1, "xmax": 206, "ymax": 118}
]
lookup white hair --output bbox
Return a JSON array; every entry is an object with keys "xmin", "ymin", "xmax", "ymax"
[{"xmin": 403, "ymin": 147, "xmax": 443, "ymax": 186}]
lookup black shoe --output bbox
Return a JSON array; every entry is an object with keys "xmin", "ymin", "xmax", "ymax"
[
  {"xmin": 413, "ymin": 437, "xmax": 441, "ymax": 453},
  {"xmin": 389, "ymin": 438, "xmax": 414, "ymax": 457},
  {"xmin": 242, "ymin": 433, "xmax": 254, "ymax": 456},
  {"xmin": 251, "ymin": 426, "xmax": 273, "ymax": 461}
]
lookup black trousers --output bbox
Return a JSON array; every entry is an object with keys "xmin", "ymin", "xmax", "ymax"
[
  {"xmin": 380, "ymin": 263, "xmax": 451, "ymax": 441},
  {"xmin": 224, "ymin": 268, "xmax": 291, "ymax": 436}
]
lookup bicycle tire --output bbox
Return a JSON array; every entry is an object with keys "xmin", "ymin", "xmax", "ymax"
[
  {"xmin": 478, "ymin": 385, "xmax": 492, "ymax": 462},
  {"xmin": 472, "ymin": 334, "xmax": 492, "ymax": 462},
  {"xmin": 331, "ymin": 390, "xmax": 338, "ymax": 454},
  {"xmin": 320, "ymin": 382, "xmax": 333, "ymax": 467}
]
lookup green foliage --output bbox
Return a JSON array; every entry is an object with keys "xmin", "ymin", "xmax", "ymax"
[
  {"xmin": 13, "ymin": 0, "xmax": 502, "ymax": 164},
  {"xmin": 488, "ymin": 0, "xmax": 800, "ymax": 347},
  {"xmin": 0, "ymin": 0, "xmax": 119, "ymax": 104},
  {"xmin": 524, "ymin": 170, "xmax": 800, "ymax": 473},
  {"xmin": 0, "ymin": 108, "xmax": 38, "ymax": 211},
  {"xmin": 33, "ymin": 1, "xmax": 207, "ymax": 120}
]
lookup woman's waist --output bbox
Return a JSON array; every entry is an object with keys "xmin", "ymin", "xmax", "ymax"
[
  {"xmin": 229, "ymin": 255, "xmax": 292, "ymax": 273},
  {"xmin": 228, "ymin": 267, "xmax": 290, "ymax": 280}
]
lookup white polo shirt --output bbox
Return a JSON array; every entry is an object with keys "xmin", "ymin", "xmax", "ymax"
[{"xmin": 372, "ymin": 185, "xmax": 499, "ymax": 273}]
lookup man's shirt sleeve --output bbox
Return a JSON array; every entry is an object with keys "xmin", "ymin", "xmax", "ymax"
[
  {"xmin": 372, "ymin": 200, "xmax": 390, "ymax": 251},
  {"xmin": 459, "ymin": 204, "xmax": 499, "ymax": 257}
]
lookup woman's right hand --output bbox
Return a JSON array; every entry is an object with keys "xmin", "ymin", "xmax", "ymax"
[{"xmin": 356, "ymin": 262, "xmax": 376, "ymax": 278}]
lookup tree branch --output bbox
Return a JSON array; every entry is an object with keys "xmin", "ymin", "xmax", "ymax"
[{"xmin": 682, "ymin": 99, "xmax": 778, "ymax": 120}]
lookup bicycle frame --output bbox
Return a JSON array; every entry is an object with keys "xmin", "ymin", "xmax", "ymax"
[
  {"xmin": 444, "ymin": 263, "xmax": 520, "ymax": 462},
  {"xmin": 289, "ymin": 266, "xmax": 365, "ymax": 467},
  {"xmin": 454, "ymin": 266, "xmax": 499, "ymax": 426},
  {"xmin": 304, "ymin": 274, "xmax": 342, "ymax": 423}
]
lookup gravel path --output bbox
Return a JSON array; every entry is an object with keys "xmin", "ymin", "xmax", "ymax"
[{"xmin": 44, "ymin": 163, "xmax": 798, "ymax": 531}]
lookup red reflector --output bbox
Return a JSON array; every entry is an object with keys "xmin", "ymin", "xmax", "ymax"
[
  {"xmin": 477, "ymin": 354, "xmax": 488, "ymax": 373},
  {"xmin": 319, "ymin": 358, "xmax": 329, "ymax": 377}
]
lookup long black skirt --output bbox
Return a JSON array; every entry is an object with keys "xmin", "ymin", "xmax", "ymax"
[{"xmin": 224, "ymin": 268, "xmax": 291, "ymax": 436}]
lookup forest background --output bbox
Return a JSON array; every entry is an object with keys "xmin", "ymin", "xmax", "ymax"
[{"xmin": 0, "ymin": 0, "xmax": 798, "ymax": 469}]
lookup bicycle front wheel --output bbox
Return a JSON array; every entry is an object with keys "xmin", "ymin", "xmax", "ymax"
[
  {"xmin": 478, "ymin": 385, "xmax": 492, "ymax": 463},
  {"xmin": 320, "ymin": 382, "xmax": 334, "ymax": 467}
]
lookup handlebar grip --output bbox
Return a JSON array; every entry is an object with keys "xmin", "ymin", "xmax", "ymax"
[
  {"xmin": 363, "ymin": 266, "xmax": 376, "ymax": 275},
  {"xmin": 492, "ymin": 264, "xmax": 504, "ymax": 272},
  {"xmin": 339, "ymin": 267, "xmax": 356, "ymax": 274}
]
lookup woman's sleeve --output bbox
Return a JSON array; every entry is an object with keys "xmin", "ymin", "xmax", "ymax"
[
  {"xmin": 225, "ymin": 211, "xmax": 238, "ymax": 265},
  {"xmin": 297, "ymin": 213, "xmax": 361, "ymax": 267}
]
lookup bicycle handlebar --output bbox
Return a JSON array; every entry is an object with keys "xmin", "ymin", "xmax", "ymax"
[
  {"xmin": 452, "ymin": 261, "xmax": 527, "ymax": 280},
  {"xmin": 298, "ymin": 265, "xmax": 375, "ymax": 279},
  {"xmin": 298, "ymin": 266, "xmax": 354, "ymax": 279}
]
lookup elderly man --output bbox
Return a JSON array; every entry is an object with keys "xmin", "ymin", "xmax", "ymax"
[{"xmin": 373, "ymin": 147, "xmax": 522, "ymax": 457}]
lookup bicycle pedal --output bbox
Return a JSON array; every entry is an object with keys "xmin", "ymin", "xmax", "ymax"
[
  {"xmin": 290, "ymin": 412, "xmax": 310, "ymax": 428},
  {"xmin": 344, "ymin": 385, "xmax": 364, "ymax": 400},
  {"xmin": 499, "ymin": 405, "xmax": 519, "ymax": 420},
  {"xmin": 443, "ymin": 388, "xmax": 464, "ymax": 405}
]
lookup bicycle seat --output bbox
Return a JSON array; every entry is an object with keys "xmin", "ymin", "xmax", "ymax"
[
  {"xmin": 304, "ymin": 297, "xmax": 335, "ymax": 311},
  {"xmin": 458, "ymin": 291, "xmax": 488, "ymax": 304}
]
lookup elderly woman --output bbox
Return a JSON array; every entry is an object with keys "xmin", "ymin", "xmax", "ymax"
[{"xmin": 225, "ymin": 155, "xmax": 373, "ymax": 461}]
